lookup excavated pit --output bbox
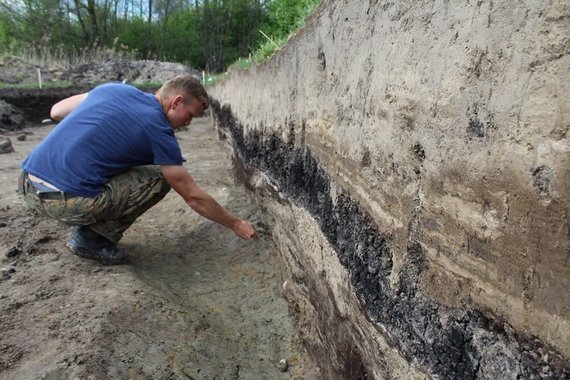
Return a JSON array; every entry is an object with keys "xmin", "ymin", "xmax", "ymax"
[
  {"xmin": 2, "ymin": 2, "xmax": 569, "ymax": 375},
  {"xmin": 0, "ymin": 88, "xmax": 90, "ymax": 124}
]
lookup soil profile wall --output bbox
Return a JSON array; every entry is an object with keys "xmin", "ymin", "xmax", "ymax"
[{"xmin": 209, "ymin": 0, "xmax": 569, "ymax": 378}]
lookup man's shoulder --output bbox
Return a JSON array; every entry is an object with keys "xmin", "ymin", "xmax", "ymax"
[{"xmin": 90, "ymin": 83, "xmax": 155, "ymax": 111}]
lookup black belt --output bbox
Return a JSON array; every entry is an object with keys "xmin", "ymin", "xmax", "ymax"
[
  {"xmin": 21, "ymin": 173, "xmax": 75, "ymax": 200},
  {"xmin": 27, "ymin": 184, "xmax": 71, "ymax": 200}
]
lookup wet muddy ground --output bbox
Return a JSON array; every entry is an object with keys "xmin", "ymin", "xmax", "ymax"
[{"xmin": 0, "ymin": 118, "xmax": 309, "ymax": 379}]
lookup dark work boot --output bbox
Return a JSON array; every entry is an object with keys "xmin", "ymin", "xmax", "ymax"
[{"xmin": 66, "ymin": 226, "xmax": 129, "ymax": 264}]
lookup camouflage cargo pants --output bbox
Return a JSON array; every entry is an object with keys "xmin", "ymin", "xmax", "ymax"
[{"xmin": 20, "ymin": 166, "xmax": 171, "ymax": 244}]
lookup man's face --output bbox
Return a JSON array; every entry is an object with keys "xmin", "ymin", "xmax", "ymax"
[{"xmin": 166, "ymin": 95, "xmax": 203, "ymax": 128}]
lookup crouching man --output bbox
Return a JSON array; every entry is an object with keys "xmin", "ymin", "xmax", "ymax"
[{"xmin": 19, "ymin": 74, "xmax": 256, "ymax": 264}]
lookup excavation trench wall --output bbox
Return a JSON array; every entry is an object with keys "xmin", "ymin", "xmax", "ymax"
[
  {"xmin": 0, "ymin": 88, "xmax": 88, "ymax": 124},
  {"xmin": 209, "ymin": 0, "xmax": 570, "ymax": 378}
]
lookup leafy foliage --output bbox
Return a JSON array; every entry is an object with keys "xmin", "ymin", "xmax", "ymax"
[
  {"xmin": 0, "ymin": 0, "xmax": 320, "ymax": 72},
  {"xmin": 0, "ymin": 17, "xmax": 7, "ymax": 47},
  {"xmin": 263, "ymin": 0, "xmax": 320, "ymax": 38}
]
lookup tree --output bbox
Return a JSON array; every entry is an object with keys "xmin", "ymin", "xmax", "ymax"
[
  {"xmin": 155, "ymin": 0, "xmax": 185, "ymax": 57},
  {"xmin": 161, "ymin": 7, "xmax": 202, "ymax": 64},
  {"xmin": 0, "ymin": 0, "xmax": 318, "ymax": 72}
]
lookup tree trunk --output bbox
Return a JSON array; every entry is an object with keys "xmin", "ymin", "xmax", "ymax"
[
  {"xmin": 158, "ymin": 0, "xmax": 172, "ymax": 58},
  {"xmin": 86, "ymin": 0, "xmax": 99, "ymax": 45},
  {"xmin": 146, "ymin": 0, "xmax": 153, "ymax": 58},
  {"xmin": 102, "ymin": 0, "xmax": 109, "ymax": 45},
  {"xmin": 73, "ymin": 0, "xmax": 90, "ymax": 45}
]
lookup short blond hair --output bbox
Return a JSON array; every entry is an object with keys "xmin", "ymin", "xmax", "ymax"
[{"xmin": 157, "ymin": 74, "xmax": 209, "ymax": 110}]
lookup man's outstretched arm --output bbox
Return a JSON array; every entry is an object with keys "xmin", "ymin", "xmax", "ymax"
[
  {"xmin": 161, "ymin": 164, "xmax": 257, "ymax": 239},
  {"xmin": 50, "ymin": 93, "xmax": 88, "ymax": 121}
]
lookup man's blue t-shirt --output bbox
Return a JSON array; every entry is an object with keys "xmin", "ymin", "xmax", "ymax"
[{"xmin": 22, "ymin": 83, "xmax": 184, "ymax": 197}]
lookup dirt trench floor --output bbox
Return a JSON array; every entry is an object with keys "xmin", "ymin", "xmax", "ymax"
[{"xmin": 0, "ymin": 118, "xmax": 309, "ymax": 379}]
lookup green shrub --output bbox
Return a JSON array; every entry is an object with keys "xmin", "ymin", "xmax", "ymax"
[
  {"xmin": 224, "ymin": 0, "xmax": 320, "ymax": 70},
  {"xmin": 252, "ymin": 34, "xmax": 288, "ymax": 63}
]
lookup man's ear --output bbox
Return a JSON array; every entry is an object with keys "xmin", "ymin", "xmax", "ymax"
[{"xmin": 173, "ymin": 95, "xmax": 185, "ymax": 108}]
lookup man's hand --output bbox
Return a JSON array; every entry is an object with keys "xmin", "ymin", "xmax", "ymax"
[{"xmin": 233, "ymin": 220, "xmax": 257, "ymax": 239}]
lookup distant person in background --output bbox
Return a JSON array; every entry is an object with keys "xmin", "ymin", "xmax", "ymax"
[{"xmin": 19, "ymin": 74, "xmax": 256, "ymax": 264}]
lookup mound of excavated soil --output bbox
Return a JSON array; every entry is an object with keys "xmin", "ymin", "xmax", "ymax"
[
  {"xmin": 0, "ymin": 58, "xmax": 202, "ymax": 125},
  {"xmin": 0, "ymin": 56, "xmax": 201, "ymax": 87},
  {"xmin": 67, "ymin": 60, "xmax": 201, "ymax": 85},
  {"xmin": 0, "ymin": 57, "xmax": 64, "ymax": 85}
]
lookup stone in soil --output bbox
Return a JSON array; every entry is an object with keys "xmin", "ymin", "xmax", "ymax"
[
  {"xmin": 0, "ymin": 100, "xmax": 25, "ymax": 131},
  {"xmin": 5, "ymin": 246, "xmax": 21, "ymax": 258},
  {"xmin": 0, "ymin": 137, "xmax": 14, "ymax": 154}
]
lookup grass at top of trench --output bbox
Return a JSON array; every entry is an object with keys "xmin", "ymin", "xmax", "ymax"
[
  {"xmin": 0, "ymin": 80, "xmax": 163, "ymax": 91},
  {"xmin": 206, "ymin": 0, "xmax": 321, "ymax": 88},
  {"xmin": 204, "ymin": 34, "xmax": 289, "ymax": 87},
  {"xmin": 0, "ymin": 80, "xmax": 74, "ymax": 89}
]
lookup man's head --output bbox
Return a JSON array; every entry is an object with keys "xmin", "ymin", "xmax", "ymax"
[{"xmin": 156, "ymin": 74, "xmax": 209, "ymax": 128}]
